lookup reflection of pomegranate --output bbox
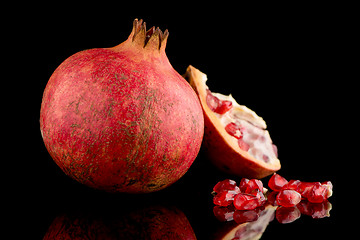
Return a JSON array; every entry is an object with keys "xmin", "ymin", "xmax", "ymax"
[
  {"xmin": 40, "ymin": 19, "xmax": 204, "ymax": 193},
  {"xmin": 43, "ymin": 205, "xmax": 196, "ymax": 240},
  {"xmin": 184, "ymin": 66, "xmax": 280, "ymax": 178},
  {"xmin": 212, "ymin": 205, "xmax": 276, "ymax": 240}
]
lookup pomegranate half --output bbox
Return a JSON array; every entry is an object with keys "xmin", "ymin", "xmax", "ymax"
[
  {"xmin": 184, "ymin": 65, "xmax": 280, "ymax": 178},
  {"xmin": 40, "ymin": 19, "xmax": 204, "ymax": 193}
]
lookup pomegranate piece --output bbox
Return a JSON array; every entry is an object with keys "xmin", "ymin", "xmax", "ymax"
[
  {"xmin": 322, "ymin": 181, "xmax": 333, "ymax": 199},
  {"xmin": 225, "ymin": 122, "xmax": 243, "ymax": 139},
  {"xmin": 239, "ymin": 178, "xmax": 264, "ymax": 194},
  {"xmin": 213, "ymin": 179, "xmax": 240, "ymax": 193},
  {"xmin": 307, "ymin": 182, "xmax": 329, "ymax": 203},
  {"xmin": 239, "ymin": 178, "xmax": 250, "ymax": 192},
  {"xmin": 276, "ymin": 190, "xmax": 302, "ymax": 207},
  {"xmin": 206, "ymin": 90, "xmax": 232, "ymax": 114},
  {"xmin": 296, "ymin": 182, "xmax": 316, "ymax": 199},
  {"xmin": 276, "ymin": 206, "xmax": 301, "ymax": 224},
  {"xmin": 268, "ymin": 173, "xmax": 288, "ymax": 191},
  {"xmin": 282, "ymin": 180, "xmax": 301, "ymax": 190},
  {"xmin": 213, "ymin": 190, "xmax": 238, "ymax": 207},
  {"xmin": 185, "ymin": 66, "xmax": 281, "ymax": 179},
  {"xmin": 233, "ymin": 193, "xmax": 261, "ymax": 210}
]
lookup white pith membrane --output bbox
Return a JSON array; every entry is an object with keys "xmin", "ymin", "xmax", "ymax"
[
  {"xmin": 209, "ymin": 91, "xmax": 278, "ymax": 163},
  {"xmin": 185, "ymin": 65, "xmax": 280, "ymax": 169}
]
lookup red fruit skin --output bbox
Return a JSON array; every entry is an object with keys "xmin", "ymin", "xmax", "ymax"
[{"xmin": 40, "ymin": 20, "xmax": 204, "ymax": 193}]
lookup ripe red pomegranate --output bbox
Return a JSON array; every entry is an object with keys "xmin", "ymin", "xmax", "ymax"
[{"xmin": 40, "ymin": 19, "xmax": 204, "ymax": 193}]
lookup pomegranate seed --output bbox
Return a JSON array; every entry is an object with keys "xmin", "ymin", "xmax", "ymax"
[
  {"xmin": 276, "ymin": 189, "xmax": 302, "ymax": 207},
  {"xmin": 297, "ymin": 182, "xmax": 317, "ymax": 199},
  {"xmin": 322, "ymin": 181, "xmax": 333, "ymax": 199},
  {"xmin": 206, "ymin": 90, "xmax": 232, "ymax": 114},
  {"xmin": 239, "ymin": 178, "xmax": 250, "ymax": 192},
  {"xmin": 217, "ymin": 100, "xmax": 233, "ymax": 114},
  {"xmin": 253, "ymin": 189, "xmax": 267, "ymax": 205},
  {"xmin": 213, "ymin": 179, "xmax": 239, "ymax": 193},
  {"xmin": 282, "ymin": 180, "xmax": 301, "ymax": 190},
  {"xmin": 225, "ymin": 122, "xmax": 243, "ymax": 139},
  {"xmin": 238, "ymin": 139, "xmax": 250, "ymax": 151},
  {"xmin": 268, "ymin": 173, "xmax": 288, "ymax": 191},
  {"xmin": 233, "ymin": 193, "xmax": 261, "ymax": 210},
  {"xmin": 276, "ymin": 206, "xmax": 301, "ymax": 224},
  {"xmin": 308, "ymin": 182, "xmax": 328, "ymax": 203},
  {"xmin": 213, "ymin": 190, "xmax": 237, "ymax": 207},
  {"xmin": 247, "ymin": 179, "xmax": 264, "ymax": 193}
]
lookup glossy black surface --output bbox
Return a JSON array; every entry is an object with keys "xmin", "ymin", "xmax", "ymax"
[{"xmin": 17, "ymin": 4, "xmax": 346, "ymax": 239}]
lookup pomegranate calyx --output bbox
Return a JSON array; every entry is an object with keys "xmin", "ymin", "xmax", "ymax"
[{"xmin": 130, "ymin": 19, "xmax": 169, "ymax": 51}]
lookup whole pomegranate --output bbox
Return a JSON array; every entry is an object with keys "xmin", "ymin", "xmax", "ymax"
[{"xmin": 40, "ymin": 19, "xmax": 204, "ymax": 193}]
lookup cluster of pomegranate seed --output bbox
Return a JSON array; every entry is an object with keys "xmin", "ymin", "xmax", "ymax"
[
  {"xmin": 212, "ymin": 175, "xmax": 333, "ymax": 224},
  {"xmin": 213, "ymin": 178, "xmax": 266, "ymax": 210},
  {"xmin": 267, "ymin": 173, "xmax": 333, "ymax": 205}
]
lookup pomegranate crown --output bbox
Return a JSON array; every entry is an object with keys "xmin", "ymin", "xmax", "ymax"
[{"xmin": 129, "ymin": 19, "xmax": 169, "ymax": 52}]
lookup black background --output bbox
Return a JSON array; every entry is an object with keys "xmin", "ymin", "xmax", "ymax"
[{"xmin": 11, "ymin": 2, "xmax": 352, "ymax": 239}]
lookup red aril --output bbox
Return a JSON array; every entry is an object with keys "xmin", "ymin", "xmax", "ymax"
[
  {"xmin": 213, "ymin": 190, "xmax": 238, "ymax": 207},
  {"xmin": 206, "ymin": 89, "xmax": 233, "ymax": 114},
  {"xmin": 276, "ymin": 190, "xmax": 302, "ymax": 207},
  {"xmin": 40, "ymin": 19, "xmax": 204, "ymax": 193},
  {"xmin": 308, "ymin": 182, "xmax": 329, "ymax": 203},
  {"xmin": 184, "ymin": 66, "xmax": 280, "ymax": 178},
  {"xmin": 296, "ymin": 182, "xmax": 316, "ymax": 199},
  {"xmin": 240, "ymin": 179, "xmax": 264, "ymax": 194},
  {"xmin": 282, "ymin": 180, "xmax": 301, "ymax": 190},
  {"xmin": 213, "ymin": 179, "xmax": 240, "ymax": 193},
  {"xmin": 239, "ymin": 178, "xmax": 250, "ymax": 192},
  {"xmin": 268, "ymin": 173, "xmax": 288, "ymax": 191},
  {"xmin": 225, "ymin": 122, "xmax": 243, "ymax": 139},
  {"xmin": 233, "ymin": 193, "xmax": 261, "ymax": 210},
  {"xmin": 322, "ymin": 181, "xmax": 333, "ymax": 199}
]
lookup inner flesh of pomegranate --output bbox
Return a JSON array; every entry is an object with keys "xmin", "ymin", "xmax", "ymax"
[{"xmin": 206, "ymin": 89, "xmax": 278, "ymax": 164}]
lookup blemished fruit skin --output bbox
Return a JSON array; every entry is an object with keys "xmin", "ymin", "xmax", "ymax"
[{"xmin": 40, "ymin": 19, "xmax": 204, "ymax": 193}]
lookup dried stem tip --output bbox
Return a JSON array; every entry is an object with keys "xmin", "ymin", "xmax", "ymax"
[{"xmin": 131, "ymin": 19, "xmax": 169, "ymax": 51}]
